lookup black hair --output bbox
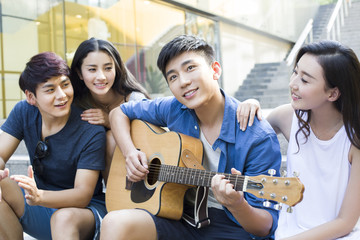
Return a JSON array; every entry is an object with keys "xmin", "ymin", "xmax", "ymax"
[
  {"xmin": 294, "ymin": 40, "xmax": 360, "ymax": 149},
  {"xmin": 19, "ymin": 52, "xmax": 69, "ymax": 95},
  {"xmin": 70, "ymin": 37, "xmax": 149, "ymax": 104},
  {"xmin": 157, "ymin": 35, "xmax": 215, "ymax": 79}
]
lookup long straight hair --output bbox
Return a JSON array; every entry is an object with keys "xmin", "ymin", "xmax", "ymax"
[{"xmin": 294, "ymin": 40, "xmax": 360, "ymax": 150}]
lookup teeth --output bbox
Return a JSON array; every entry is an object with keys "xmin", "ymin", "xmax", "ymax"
[
  {"xmin": 292, "ymin": 93, "xmax": 300, "ymax": 99},
  {"xmin": 57, "ymin": 102, "xmax": 66, "ymax": 106},
  {"xmin": 184, "ymin": 90, "xmax": 196, "ymax": 97},
  {"xmin": 95, "ymin": 83, "xmax": 106, "ymax": 86}
]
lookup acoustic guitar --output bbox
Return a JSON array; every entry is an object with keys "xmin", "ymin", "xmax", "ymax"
[{"xmin": 106, "ymin": 120, "xmax": 304, "ymax": 220}]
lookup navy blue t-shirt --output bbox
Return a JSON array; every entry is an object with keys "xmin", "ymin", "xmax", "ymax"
[{"xmin": 1, "ymin": 100, "xmax": 106, "ymax": 200}]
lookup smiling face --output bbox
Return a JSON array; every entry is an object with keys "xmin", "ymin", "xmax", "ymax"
[
  {"xmin": 289, "ymin": 53, "xmax": 339, "ymax": 111},
  {"xmin": 27, "ymin": 75, "xmax": 73, "ymax": 120},
  {"xmin": 79, "ymin": 51, "xmax": 116, "ymax": 98},
  {"xmin": 165, "ymin": 51, "xmax": 221, "ymax": 110}
]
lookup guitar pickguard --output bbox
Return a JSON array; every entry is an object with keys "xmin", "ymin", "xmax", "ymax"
[{"xmin": 130, "ymin": 180, "xmax": 155, "ymax": 203}]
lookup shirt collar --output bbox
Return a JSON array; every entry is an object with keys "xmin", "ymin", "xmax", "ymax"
[
  {"xmin": 180, "ymin": 89, "xmax": 237, "ymax": 144},
  {"xmin": 218, "ymin": 89, "xmax": 236, "ymax": 144}
]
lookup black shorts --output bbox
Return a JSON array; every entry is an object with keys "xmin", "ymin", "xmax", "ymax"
[{"xmin": 147, "ymin": 207, "xmax": 257, "ymax": 240}]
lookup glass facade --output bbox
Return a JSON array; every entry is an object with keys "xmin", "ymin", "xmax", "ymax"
[{"xmin": 0, "ymin": 0, "xmax": 319, "ymax": 118}]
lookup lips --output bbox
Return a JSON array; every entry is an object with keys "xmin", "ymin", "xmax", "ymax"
[
  {"xmin": 94, "ymin": 82, "xmax": 107, "ymax": 88},
  {"xmin": 55, "ymin": 101, "xmax": 67, "ymax": 107},
  {"xmin": 183, "ymin": 88, "xmax": 198, "ymax": 98},
  {"xmin": 291, "ymin": 92, "xmax": 301, "ymax": 100}
]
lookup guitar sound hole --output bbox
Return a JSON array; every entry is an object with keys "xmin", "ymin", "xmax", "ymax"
[{"xmin": 147, "ymin": 158, "xmax": 161, "ymax": 185}]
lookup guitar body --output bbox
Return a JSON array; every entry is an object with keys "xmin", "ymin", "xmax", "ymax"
[{"xmin": 106, "ymin": 120, "xmax": 204, "ymax": 220}]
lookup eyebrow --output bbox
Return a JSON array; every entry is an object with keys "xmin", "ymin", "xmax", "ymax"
[
  {"xmin": 41, "ymin": 77, "xmax": 69, "ymax": 88},
  {"xmin": 165, "ymin": 59, "xmax": 194, "ymax": 78},
  {"xmin": 295, "ymin": 64, "xmax": 316, "ymax": 80},
  {"xmin": 84, "ymin": 62, "xmax": 113, "ymax": 67}
]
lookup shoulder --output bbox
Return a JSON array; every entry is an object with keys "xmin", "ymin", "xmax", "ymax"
[
  {"xmin": 14, "ymin": 100, "xmax": 36, "ymax": 111},
  {"xmin": 9, "ymin": 100, "xmax": 38, "ymax": 121},
  {"xmin": 70, "ymin": 105, "xmax": 105, "ymax": 135},
  {"xmin": 267, "ymin": 104, "xmax": 294, "ymax": 138},
  {"xmin": 128, "ymin": 91, "xmax": 147, "ymax": 101},
  {"xmin": 122, "ymin": 96, "xmax": 178, "ymax": 110},
  {"xmin": 1, "ymin": 101, "xmax": 38, "ymax": 140}
]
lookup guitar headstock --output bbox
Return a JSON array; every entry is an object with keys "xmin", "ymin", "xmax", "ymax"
[{"xmin": 245, "ymin": 175, "xmax": 304, "ymax": 207}]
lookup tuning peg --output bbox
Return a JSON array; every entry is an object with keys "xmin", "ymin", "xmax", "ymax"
[
  {"xmin": 274, "ymin": 203, "xmax": 282, "ymax": 210},
  {"xmin": 268, "ymin": 169, "xmax": 276, "ymax": 177},
  {"xmin": 293, "ymin": 171, "xmax": 300, "ymax": 177},
  {"xmin": 263, "ymin": 200, "xmax": 271, "ymax": 208},
  {"xmin": 287, "ymin": 206, "xmax": 293, "ymax": 213},
  {"xmin": 281, "ymin": 170, "xmax": 287, "ymax": 177}
]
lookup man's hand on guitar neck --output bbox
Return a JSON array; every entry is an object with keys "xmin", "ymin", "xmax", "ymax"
[
  {"xmin": 211, "ymin": 168, "xmax": 245, "ymax": 208},
  {"xmin": 125, "ymin": 149, "xmax": 149, "ymax": 182}
]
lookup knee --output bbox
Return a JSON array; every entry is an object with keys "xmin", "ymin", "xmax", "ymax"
[
  {"xmin": 101, "ymin": 211, "xmax": 135, "ymax": 237},
  {"xmin": 51, "ymin": 208, "xmax": 76, "ymax": 229},
  {"xmin": 102, "ymin": 210, "xmax": 129, "ymax": 228}
]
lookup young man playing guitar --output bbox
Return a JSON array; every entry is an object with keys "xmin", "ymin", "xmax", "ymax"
[{"xmin": 102, "ymin": 35, "xmax": 282, "ymax": 240}]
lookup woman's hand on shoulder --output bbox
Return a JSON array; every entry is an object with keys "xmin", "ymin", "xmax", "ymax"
[
  {"xmin": 236, "ymin": 99, "xmax": 262, "ymax": 131},
  {"xmin": 81, "ymin": 108, "xmax": 110, "ymax": 129}
]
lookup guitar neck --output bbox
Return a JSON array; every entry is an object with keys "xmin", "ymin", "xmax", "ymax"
[{"xmin": 150, "ymin": 164, "xmax": 263, "ymax": 192}]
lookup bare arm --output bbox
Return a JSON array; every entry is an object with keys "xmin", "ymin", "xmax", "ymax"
[
  {"xmin": 11, "ymin": 167, "xmax": 99, "ymax": 208},
  {"xmin": 109, "ymin": 107, "xmax": 148, "ymax": 182},
  {"xmin": 282, "ymin": 145, "xmax": 360, "ymax": 240},
  {"xmin": 266, "ymin": 104, "xmax": 293, "ymax": 140},
  {"xmin": 0, "ymin": 131, "xmax": 21, "ymax": 169}
]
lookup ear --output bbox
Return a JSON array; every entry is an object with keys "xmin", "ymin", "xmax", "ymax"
[
  {"xmin": 25, "ymin": 90, "xmax": 37, "ymax": 106},
  {"xmin": 211, "ymin": 61, "xmax": 222, "ymax": 80},
  {"xmin": 328, "ymin": 87, "xmax": 341, "ymax": 102}
]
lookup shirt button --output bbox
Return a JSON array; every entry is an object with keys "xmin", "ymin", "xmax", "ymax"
[{"xmin": 194, "ymin": 126, "xmax": 198, "ymax": 130}]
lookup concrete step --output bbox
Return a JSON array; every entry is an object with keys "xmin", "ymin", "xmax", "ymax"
[{"xmin": 5, "ymin": 155, "xmax": 30, "ymax": 175}]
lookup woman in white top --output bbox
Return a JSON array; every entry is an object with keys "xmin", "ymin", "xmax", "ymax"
[{"xmin": 237, "ymin": 40, "xmax": 360, "ymax": 239}]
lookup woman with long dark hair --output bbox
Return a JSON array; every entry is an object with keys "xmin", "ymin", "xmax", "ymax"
[
  {"xmin": 237, "ymin": 40, "xmax": 360, "ymax": 239},
  {"xmin": 70, "ymin": 38, "xmax": 150, "ymax": 183}
]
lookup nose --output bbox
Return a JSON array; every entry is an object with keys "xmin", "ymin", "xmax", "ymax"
[
  {"xmin": 96, "ymin": 70, "xmax": 106, "ymax": 80},
  {"xmin": 179, "ymin": 74, "xmax": 191, "ymax": 87},
  {"xmin": 289, "ymin": 75, "xmax": 298, "ymax": 90},
  {"xmin": 55, "ymin": 86, "xmax": 67, "ymax": 99}
]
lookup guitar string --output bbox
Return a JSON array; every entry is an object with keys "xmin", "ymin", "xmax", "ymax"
[
  {"xmin": 146, "ymin": 164, "xmax": 292, "ymax": 202},
  {"xmin": 148, "ymin": 164, "xmax": 246, "ymax": 188}
]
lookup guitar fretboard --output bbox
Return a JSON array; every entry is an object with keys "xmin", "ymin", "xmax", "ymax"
[{"xmin": 149, "ymin": 163, "xmax": 259, "ymax": 191}]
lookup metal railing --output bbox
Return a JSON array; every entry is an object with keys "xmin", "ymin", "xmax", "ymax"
[
  {"xmin": 327, "ymin": 0, "xmax": 352, "ymax": 41},
  {"xmin": 285, "ymin": 19, "xmax": 313, "ymax": 66}
]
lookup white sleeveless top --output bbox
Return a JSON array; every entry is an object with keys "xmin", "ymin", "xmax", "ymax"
[{"xmin": 275, "ymin": 113, "xmax": 351, "ymax": 239}]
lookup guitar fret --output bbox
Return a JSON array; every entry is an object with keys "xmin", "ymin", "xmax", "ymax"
[
  {"xmin": 157, "ymin": 164, "xmax": 247, "ymax": 190},
  {"xmin": 183, "ymin": 166, "xmax": 188, "ymax": 184},
  {"xmin": 201, "ymin": 169, "xmax": 206, "ymax": 186},
  {"xmin": 235, "ymin": 174, "xmax": 239, "ymax": 190},
  {"xmin": 166, "ymin": 165, "xmax": 172, "ymax": 182},
  {"xmin": 171, "ymin": 165, "xmax": 176, "ymax": 183},
  {"xmin": 179, "ymin": 167, "xmax": 184, "ymax": 184},
  {"xmin": 189, "ymin": 168, "xmax": 194, "ymax": 185},
  {"xmin": 196, "ymin": 169, "xmax": 200, "ymax": 186}
]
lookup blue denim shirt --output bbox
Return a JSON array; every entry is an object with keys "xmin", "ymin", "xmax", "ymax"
[{"xmin": 121, "ymin": 89, "xmax": 281, "ymax": 239}]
